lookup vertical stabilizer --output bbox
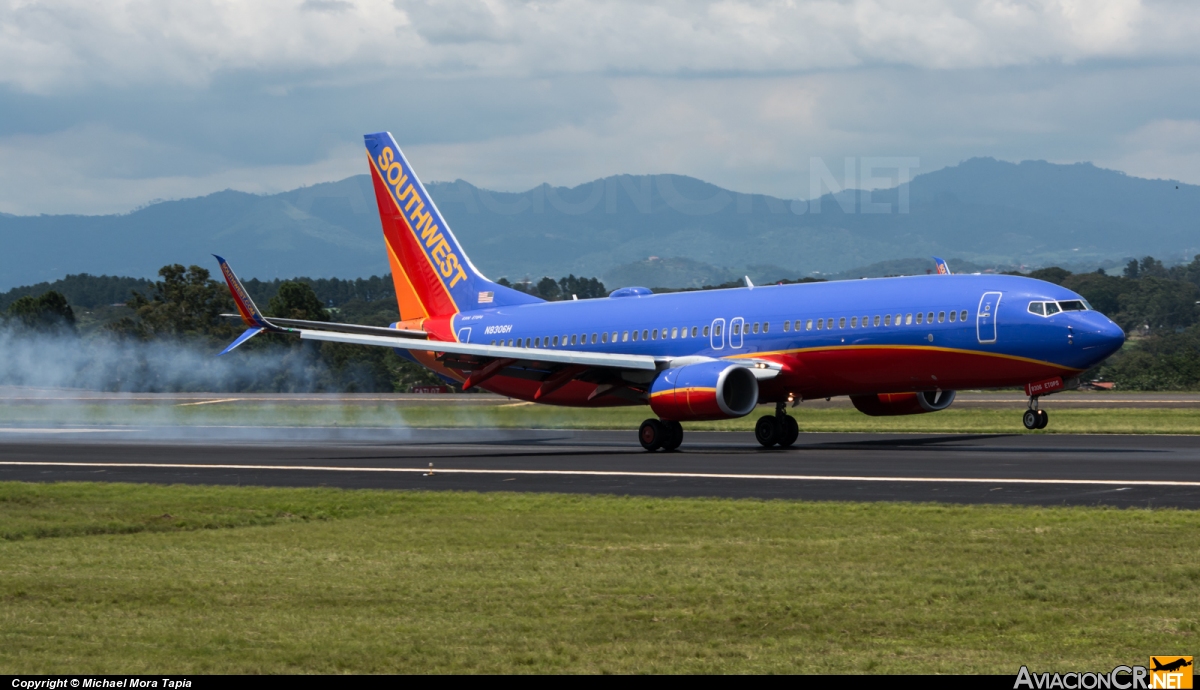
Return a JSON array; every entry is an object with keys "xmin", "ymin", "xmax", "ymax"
[{"xmin": 364, "ymin": 132, "xmax": 541, "ymax": 319}]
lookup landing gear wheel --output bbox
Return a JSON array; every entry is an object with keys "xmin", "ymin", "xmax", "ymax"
[
  {"xmin": 1035, "ymin": 409, "xmax": 1049, "ymax": 429},
  {"xmin": 639, "ymin": 419, "xmax": 667, "ymax": 451},
  {"xmin": 755, "ymin": 415, "xmax": 781, "ymax": 448},
  {"xmin": 662, "ymin": 421, "xmax": 684, "ymax": 451},
  {"xmin": 778, "ymin": 415, "xmax": 800, "ymax": 448},
  {"xmin": 1023, "ymin": 410, "xmax": 1039, "ymax": 430}
]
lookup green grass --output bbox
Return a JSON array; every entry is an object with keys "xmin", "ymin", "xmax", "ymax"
[
  {"xmin": 4, "ymin": 401, "xmax": 1200, "ymax": 434},
  {"xmin": 1, "ymin": 482, "xmax": 1198, "ymax": 673}
]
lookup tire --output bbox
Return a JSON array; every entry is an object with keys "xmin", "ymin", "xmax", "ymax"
[
  {"xmin": 662, "ymin": 420, "xmax": 684, "ymax": 451},
  {"xmin": 755, "ymin": 415, "xmax": 780, "ymax": 447},
  {"xmin": 1023, "ymin": 409, "xmax": 1039, "ymax": 430},
  {"xmin": 778, "ymin": 416, "xmax": 800, "ymax": 448},
  {"xmin": 1036, "ymin": 409, "xmax": 1049, "ymax": 429},
  {"xmin": 639, "ymin": 419, "xmax": 666, "ymax": 451}
]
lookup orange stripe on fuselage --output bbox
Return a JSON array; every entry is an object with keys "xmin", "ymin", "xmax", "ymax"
[{"xmin": 367, "ymin": 152, "xmax": 458, "ymax": 317}]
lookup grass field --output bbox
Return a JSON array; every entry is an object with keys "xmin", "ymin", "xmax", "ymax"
[
  {"xmin": 1, "ymin": 482, "xmax": 1197, "ymax": 673},
  {"xmin": 3, "ymin": 401, "xmax": 1200, "ymax": 434}
]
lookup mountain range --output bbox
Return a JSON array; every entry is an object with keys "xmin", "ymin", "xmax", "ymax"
[{"xmin": 2, "ymin": 157, "xmax": 1197, "ymax": 291}]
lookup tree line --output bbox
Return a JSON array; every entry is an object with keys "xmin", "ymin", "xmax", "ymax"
[
  {"xmin": 1, "ymin": 266, "xmax": 609, "ymax": 393},
  {"xmin": 5, "ymin": 256, "xmax": 1200, "ymax": 390}
]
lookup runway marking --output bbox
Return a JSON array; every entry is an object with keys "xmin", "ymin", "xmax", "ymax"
[
  {"xmin": 2, "ymin": 461, "xmax": 1200, "ymax": 487},
  {"xmin": 175, "ymin": 398, "xmax": 242, "ymax": 407},
  {"xmin": 0, "ymin": 428, "xmax": 125, "ymax": 434}
]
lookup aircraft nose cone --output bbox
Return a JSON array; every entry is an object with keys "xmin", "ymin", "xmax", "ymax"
[{"xmin": 1074, "ymin": 314, "xmax": 1125, "ymax": 359}]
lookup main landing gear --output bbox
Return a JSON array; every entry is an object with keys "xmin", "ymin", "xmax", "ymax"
[
  {"xmin": 639, "ymin": 418, "xmax": 683, "ymax": 452},
  {"xmin": 755, "ymin": 402, "xmax": 800, "ymax": 449},
  {"xmin": 1023, "ymin": 396, "xmax": 1049, "ymax": 430}
]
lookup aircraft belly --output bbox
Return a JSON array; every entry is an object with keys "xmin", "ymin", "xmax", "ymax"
[
  {"xmin": 480, "ymin": 376, "xmax": 645, "ymax": 408},
  {"xmin": 768, "ymin": 347, "xmax": 1076, "ymax": 398}
]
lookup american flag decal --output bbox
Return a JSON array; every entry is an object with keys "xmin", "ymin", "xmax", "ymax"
[{"xmin": 478, "ymin": 291, "xmax": 494, "ymax": 304}]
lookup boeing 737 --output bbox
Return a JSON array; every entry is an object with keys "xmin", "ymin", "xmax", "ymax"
[{"xmin": 214, "ymin": 131, "xmax": 1126, "ymax": 450}]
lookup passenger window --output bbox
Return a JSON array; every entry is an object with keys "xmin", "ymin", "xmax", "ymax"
[
  {"xmin": 601, "ymin": 332, "xmax": 608, "ymax": 344},
  {"xmin": 826, "ymin": 318, "xmax": 834, "ymax": 329},
  {"xmin": 622, "ymin": 331, "xmax": 629, "ymax": 342},
  {"xmin": 591, "ymin": 333, "xmax": 597, "ymax": 344},
  {"xmin": 763, "ymin": 322, "xmax": 769, "ymax": 333},
  {"xmin": 570, "ymin": 335, "xmax": 577, "ymax": 345},
  {"xmin": 632, "ymin": 331, "xmax": 639, "ymax": 341},
  {"xmin": 692, "ymin": 326, "xmax": 699, "ymax": 337},
  {"xmin": 508, "ymin": 339, "xmax": 514, "ymax": 347},
  {"xmin": 783, "ymin": 321, "xmax": 791, "ymax": 332},
  {"xmin": 873, "ymin": 315, "xmax": 880, "ymax": 327},
  {"xmin": 642, "ymin": 329, "xmax": 649, "ymax": 340},
  {"xmin": 805, "ymin": 320, "xmax": 813, "ymax": 330},
  {"xmin": 884, "ymin": 315, "xmax": 892, "ymax": 326},
  {"xmin": 938, "ymin": 311, "xmax": 945, "ymax": 323},
  {"xmin": 949, "ymin": 311, "xmax": 957, "ymax": 322},
  {"xmin": 490, "ymin": 340, "xmax": 496, "ymax": 346},
  {"xmin": 733, "ymin": 323, "xmax": 740, "ymax": 335},
  {"xmin": 1028, "ymin": 302, "xmax": 1044, "ymax": 316},
  {"xmin": 838, "ymin": 317, "xmax": 846, "ymax": 328},
  {"xmin": 916, "ymin": 312, "xmax": 924, "ymax": 324},
  {"xmin": 715, "ymin": 324, "xmax": 722, "ymax": 336},
  {"xmin": 927, "ymin": 312, "xmax": 934, "ymax": 323},
  {"xmin": 1059, "ymin": 300, "xmax": 1087, "ymax": 312},
  {"xmin": 1045, "ymin": 302, "xmax": 1060, "ymax": 315},
  {"xmin": 960, "ymin": 310, "xmax": 968, "ymax": 321},
  {"xmin": 752, "ymin": 322, "xmax": 759, "ymax": 334},
  {"xmin": 612, "ymin": 331, "xmax": 618, "ymax": 342},
  {"xmin": 850, "ymin": 317, "xmax": 857, "ymax": 328},
  {"xmin": 703, "ymin": 326, "xmax": 710, "ymax": 337},
  {"xmin": 552, "ymin": 336, "xmax": 559, "ymax": 346},
  {"xmin": 651, "ymin": 330, "xmax": 657, "ymax": 340},
  {"xmin": 905, "ymin": 313, "xmax": 913, "ymax": 325},
  {"xmin": 662, "ymin": 328, "xmax": 668, "ymax": 339},
  {"xmin": 862, "ymin": 315, "xmax": 868, "ymax": 326},
  {"xmin": 671, "ymin": 327, "xmax": 678, "ymax": 339},
  {"xmin": 816, "ymin": 319, "xmax": 823, "ymax": 331}
]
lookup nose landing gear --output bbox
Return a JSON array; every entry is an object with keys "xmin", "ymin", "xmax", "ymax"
[
  {"xmin": 755, "ymin": 402, "xmax": 800, "ymax": 448},
  {"xmin": 1023, "ymin": 397, "xmax": 1049, "ymax": 430}
]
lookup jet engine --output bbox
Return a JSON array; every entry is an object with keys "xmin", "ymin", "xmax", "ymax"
[
  {"xmin": 849, "ymin": 390, "xmax": 957, "ymax": 416},
  {"xmin": 649, "ymin": 361, "xmax": 759, "ymax": 421}
]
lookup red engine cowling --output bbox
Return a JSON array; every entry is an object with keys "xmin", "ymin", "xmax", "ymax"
[
  {"xmin": 850, "ymin": 390, "xmax": 956, "ymax": 416},
  {"xmin": 649, "ymin": 361, "xmax": 759, "ymax": 421}
]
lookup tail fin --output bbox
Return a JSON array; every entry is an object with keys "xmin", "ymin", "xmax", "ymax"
[
  {"xmin": 364, "ymin": 132, "xmax": 541, "ymax": 319},
  {"xmin": 933, "ymin": 256, "xmax": 951, "ymax": 275}
]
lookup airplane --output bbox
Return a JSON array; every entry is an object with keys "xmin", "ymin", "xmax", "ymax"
[{"xmin": 213, "ymin": 131, "xmax": 1126, "ymax": 451}]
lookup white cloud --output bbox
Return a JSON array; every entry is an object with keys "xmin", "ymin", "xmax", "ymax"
[
  {"xmin": 0, "ymin": 124, "xmax": 364, "ymax": 214},
  {"xmin": 1104, "ymin": 118, "xmax": 1200, "ymax": 184},
  {"xmin": 3, "ymin": 0, "xmax": 1199, "ymax": 94}
]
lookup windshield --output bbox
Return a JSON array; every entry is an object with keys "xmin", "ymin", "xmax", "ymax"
[{"xmin": 1058, "ymin": 300, "xmax": 1087, "ymax": 312}]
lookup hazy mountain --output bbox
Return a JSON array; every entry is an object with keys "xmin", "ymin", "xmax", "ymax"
[{"xmin": 1, "ymin": 158, "xmax": 1197, "ymax": 291}]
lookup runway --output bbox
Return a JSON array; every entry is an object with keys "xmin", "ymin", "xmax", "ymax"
[{"xmin": 2, "ymin": 427, "xmax": 1198, "ymax": 508}]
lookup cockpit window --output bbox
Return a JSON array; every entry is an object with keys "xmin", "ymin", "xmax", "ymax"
[
  {"xmin": 1058, "ymin": 300, "xmax": 1087, "ymax": 312},
  {"xmin": 1044, "ymin": 302, "xmax": 1061, "ymax": 315},
  {"xmin": 1028, "ymin": 302, "xmax": 1045, "ymax": 316}
]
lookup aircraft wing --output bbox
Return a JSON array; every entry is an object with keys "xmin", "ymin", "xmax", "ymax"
[{"xmin": 213, "ymin": 255, "xmax": 777, "ymax": 399}]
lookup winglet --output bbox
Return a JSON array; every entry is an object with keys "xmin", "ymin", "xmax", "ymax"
[
  {"xmin": 213, "ymin": 255, "xmax": 275, "ymax": 329},
  {"xmin": 217, "ymin": 327, "xmax": 264, "ymax": 356},
  {"xmin": 933, "ymin": 257, "xmax": 951, "ymax": 275}
]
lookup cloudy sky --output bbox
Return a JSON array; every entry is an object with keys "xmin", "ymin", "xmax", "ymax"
[{"xmin": 2, "ymin": 0, "xmax": 1199, "ymax": 215}]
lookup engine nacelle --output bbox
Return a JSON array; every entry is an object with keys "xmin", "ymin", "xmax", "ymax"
[
  {"xmin": 649, "ymin": 361, "xmax": 759, "ymax": 421},
  {"xmin": 850, "ymin": 390, "xmax": 957, "ymax": 416}
]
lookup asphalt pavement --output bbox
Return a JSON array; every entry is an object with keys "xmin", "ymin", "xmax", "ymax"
[{"xmin": 2, "ymin": 426, "xmax": 1197, "ymax": 508}]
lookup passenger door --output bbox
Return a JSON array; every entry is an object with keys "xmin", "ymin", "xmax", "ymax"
[{"xmin": 977, "ymin": 292, "xmax": 1000, "ymax": 344}]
